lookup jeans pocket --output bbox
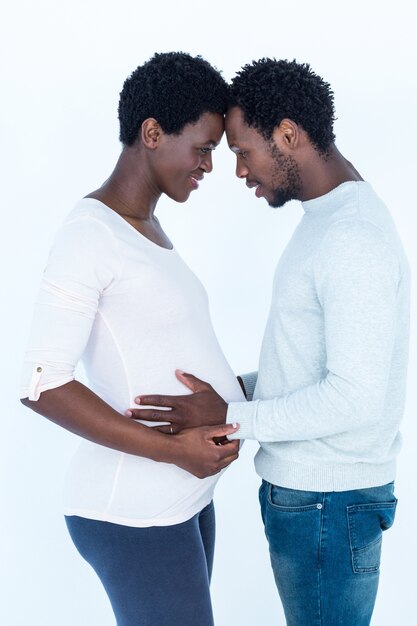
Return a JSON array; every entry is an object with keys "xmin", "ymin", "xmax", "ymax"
[
  {"xmin": 268, "ymin": 483, "xmax": 323, "ymax": 512},
  {"xmin": 347, "ymin": 499, "xmax": 397, "ymax": 574}
]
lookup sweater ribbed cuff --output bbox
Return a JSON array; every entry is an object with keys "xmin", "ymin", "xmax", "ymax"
[{"xmin": 226, "ymin": 400, "xmax": 259, "ymax": 440}]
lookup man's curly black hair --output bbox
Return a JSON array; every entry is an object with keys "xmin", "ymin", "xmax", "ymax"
[
  {"xmin": 118, "ymin": 52, "xmax": 228, "ymax": 146},
  {"xmin": 229, "ymin": 59, "xmax": 336, "ymax": 154}
]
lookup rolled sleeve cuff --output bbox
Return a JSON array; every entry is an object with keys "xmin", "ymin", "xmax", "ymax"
[
  {"xmin": 226, "ymin": 400, "xmax": 259, "ymax": 440},
  {"xmin": 20, "ymin": 362, "xmax": 75, "ymax": 401}
]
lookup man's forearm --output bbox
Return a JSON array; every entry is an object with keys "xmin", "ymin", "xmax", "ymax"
[{"xmin": 226, "ymin": 369, "xmax": 389, "ymax": 442}]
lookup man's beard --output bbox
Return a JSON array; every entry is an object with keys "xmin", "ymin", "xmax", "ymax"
[{"xmin": 268, "ymin": 144, "xmax": 302, "ymax": 208}]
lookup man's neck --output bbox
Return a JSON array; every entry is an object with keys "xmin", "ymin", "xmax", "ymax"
[{"xmin": 299, "ymin": 144, "xmax": 363, "ymax": 202}]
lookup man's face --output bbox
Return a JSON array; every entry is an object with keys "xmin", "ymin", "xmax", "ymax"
[{"xmin": 225, "ymin": 106, "xmax": 302, "ymax": 208}]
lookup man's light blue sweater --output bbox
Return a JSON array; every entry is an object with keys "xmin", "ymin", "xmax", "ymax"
[{"xmin": 227, "ymin": 181, "xmax": 410, "ymax": 491}]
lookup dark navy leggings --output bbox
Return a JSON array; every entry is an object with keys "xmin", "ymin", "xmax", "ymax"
[{"xmin": 65, "ymin": 501, "xmax": 215, "ymax": 626}]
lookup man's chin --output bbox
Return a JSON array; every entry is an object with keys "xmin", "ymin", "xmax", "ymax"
[{"xmin": 268, "ymin": 196, "xmax": 291, "ymax": 209}]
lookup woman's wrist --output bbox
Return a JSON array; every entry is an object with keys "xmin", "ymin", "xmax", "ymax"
[{"xmin": 148, "ymin": 428, "xmax": 181, "ymax": 464}]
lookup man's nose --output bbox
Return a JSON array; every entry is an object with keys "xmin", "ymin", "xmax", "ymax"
[{"xmin": 236, "ymin": 158, "xmax": 248, "ymax": 179}]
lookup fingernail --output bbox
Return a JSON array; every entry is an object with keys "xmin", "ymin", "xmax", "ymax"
[
  {"xmin": 232, "ymin": 423, "xmax": 239, "ymax": 429},
  {"xmin": 125, "ymin": 410, "xmax": 132, "ymax": 417},
  {"xmin": 135, "ymin": 398, "xmax": 141, "ymax": 404},
  {"xmin": 176, "ymin": 369, "xmax": 185, "ymax": 375}
]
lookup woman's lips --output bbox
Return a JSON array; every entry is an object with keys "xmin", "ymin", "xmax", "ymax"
[{"xmin": 189, "ymin": 176, "xmax": 201, "ymax": 190}]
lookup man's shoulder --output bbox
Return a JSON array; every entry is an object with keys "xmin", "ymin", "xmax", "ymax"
[
  {"xmin": 324, "ymin": 215, "xmax": 385, "ymax": 242},
  {"xmin": 316, "ymin": 215, "xmax": 400, "ymax": 280}
]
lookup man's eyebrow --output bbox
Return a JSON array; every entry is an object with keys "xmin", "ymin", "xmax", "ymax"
[{"xmin": 205, "ymin": 140, "xmax": 219, "ymax": 148}]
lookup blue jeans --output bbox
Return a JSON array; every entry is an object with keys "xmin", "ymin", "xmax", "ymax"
[
  {"xmin": 259, "ymin": 480, "xmax": 397, "ymax": 626},
  {"xmin": 65, "ymin": 501, "xmax": 215, "ymax": 626}
]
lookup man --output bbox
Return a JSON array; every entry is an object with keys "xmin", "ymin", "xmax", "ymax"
[{"xmin": 127, "ymin": 59, "xmax": 410, "ymax": 625}]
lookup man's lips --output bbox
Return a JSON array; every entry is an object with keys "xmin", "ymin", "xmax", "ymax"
[{"xmin": 246, "ymin": 180, "xmax": 263, "ymax": 197}]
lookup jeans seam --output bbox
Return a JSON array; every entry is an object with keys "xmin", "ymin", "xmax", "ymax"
[
  {"xmin": 346, "ymin": 503, "xmax": 390, "ymax": 574},
  {"xmin": 317, "ymin": 493, "xmax": 326, "ymax": 626},
  {"xmin": 347, "ymin": 500, "xmax": 397, "ymax": 513}
]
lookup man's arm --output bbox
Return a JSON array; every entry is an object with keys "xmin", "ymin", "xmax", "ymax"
[
  {"xmin": 127, "ymin": 371, "xmax": 258, "ymax": 430},
  {"xmin": 226, "ymin": 219, "xmax": 402, "ymax": 441}
]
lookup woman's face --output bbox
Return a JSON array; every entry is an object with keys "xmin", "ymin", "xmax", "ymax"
[{"xmin": 155, "ymin": 112, "xmax": 224, "ymax": 203}]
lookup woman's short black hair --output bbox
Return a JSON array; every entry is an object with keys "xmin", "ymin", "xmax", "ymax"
[
  {"xmin": 118, "ymin": 52, "xmax": 228, "ymax": 146},
  {"xmin": 229, "ymin": 58, "xmax": 336, "ymax": 154}
]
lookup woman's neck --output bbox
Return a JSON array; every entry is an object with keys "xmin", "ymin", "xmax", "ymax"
[{"xmin": 86, "ymin": 146, "xmax": 161, "ymax": 220}]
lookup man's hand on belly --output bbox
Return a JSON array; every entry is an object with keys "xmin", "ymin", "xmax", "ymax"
[{"xmin": 125, "ymin": 370, "xmax": 228, "ymax": 434}]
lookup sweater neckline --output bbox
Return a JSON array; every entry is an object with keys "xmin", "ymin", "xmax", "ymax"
[{"xmin": 301, "ymin": 181, "xmax": 371, "ymax": 214}]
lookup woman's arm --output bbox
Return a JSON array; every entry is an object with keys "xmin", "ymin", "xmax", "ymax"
[
  {"xmin": 21, "ymin": 380, "xmax": 239, "ymax": 478},
  {"xmin": 21, "ymin": 217, "xmax": 239, "ymax": 477}
]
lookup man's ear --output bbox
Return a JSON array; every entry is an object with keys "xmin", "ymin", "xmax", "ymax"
[
  {"xmin": 141, "ymin": 118, "xmax": 162, "ymax": 149},
  {"xmin": 272, "ymin": 118, "xmax": 299, "ymax": 150}
]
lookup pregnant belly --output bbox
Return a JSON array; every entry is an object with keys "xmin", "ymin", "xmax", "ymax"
[{"xmin": 63, "ymin": 440, "xmax": 220, "ymax": 525}]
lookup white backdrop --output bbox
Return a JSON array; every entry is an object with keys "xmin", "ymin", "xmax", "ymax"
[{"xmin": 1, "ymin": 1, "xmax": 416, "ymax": 624}]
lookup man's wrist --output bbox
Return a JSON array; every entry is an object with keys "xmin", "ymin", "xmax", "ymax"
[
  {"xmin": 238, "ymin": 372, "xmax": 258, "ymax": 402},
  {"xmin": 237, "ymin": 376, "xmax": 247, "ymax": 398}
]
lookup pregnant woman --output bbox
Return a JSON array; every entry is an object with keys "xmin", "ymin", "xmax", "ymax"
[{"xmin": 20, "ymin": 52, "xmax": 243, "ymax": 626}]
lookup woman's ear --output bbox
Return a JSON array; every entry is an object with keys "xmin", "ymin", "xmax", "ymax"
[{"xmin": 141, "ymin": 118, "xmax": 162, "ymax": 149}]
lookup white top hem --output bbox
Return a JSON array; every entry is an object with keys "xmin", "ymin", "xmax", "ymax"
[{"xmin": 63, "ymin": 494, "xmax": 214, "ymax": 528}]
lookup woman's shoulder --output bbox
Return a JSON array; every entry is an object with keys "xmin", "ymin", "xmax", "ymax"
[
  {"xmin": 46, "ymin": 199, "xmax": 123, "ymax": 287},
  {"xmin": 63, "ymin": 197, "xmax": 114, "ymax": 228},
  {"xmin": 54, "ymin": 198, "xmax": 121, "ymax": 245},
  {"xmin": 47, "ymin": 199, "xmax": 122, "ymax": 264}
]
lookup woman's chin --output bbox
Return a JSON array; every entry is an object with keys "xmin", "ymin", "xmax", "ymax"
[{"xmin": 167, "ymin": 189, "xmax": 192, "ymax": 204}]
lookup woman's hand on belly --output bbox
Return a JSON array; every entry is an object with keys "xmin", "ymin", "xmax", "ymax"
[
  {"xmin": 126, "ymin": 371, "xmax": 228, "ymax": 433},
  {"xmin": 167, "ymin": 423, "xmax": 240, "ymax": 479}
]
